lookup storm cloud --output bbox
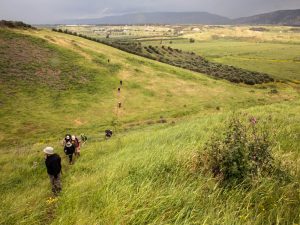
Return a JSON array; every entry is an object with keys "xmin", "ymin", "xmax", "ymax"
[{"xmin": 0, "ymin": 0, "xmax": 300, "ymax": 24}]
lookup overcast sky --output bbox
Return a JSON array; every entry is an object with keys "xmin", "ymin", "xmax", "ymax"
[{"xmin": 1, "ymin": 0, "xmax": 300, "ymax": 24}]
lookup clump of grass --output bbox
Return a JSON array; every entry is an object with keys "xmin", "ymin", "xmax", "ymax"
[{"xmin": 269, "ymin": 89, "xmax": 279, "ymax": 94}]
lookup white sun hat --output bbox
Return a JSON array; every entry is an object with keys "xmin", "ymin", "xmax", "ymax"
[{"xmin": 43, "ymin": 146, "xmax": 54, "ymax": 155}]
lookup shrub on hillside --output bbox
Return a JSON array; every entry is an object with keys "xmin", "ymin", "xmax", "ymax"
[
  {"xmin": 0, "ymin": 20, "xmax": 34, "ymax": 29},
  {"xmin": 197, "ymin": 116, "xmax": 275, "ymax": 184},
  {"xmin": 249, "ymin": 27, "xmax": 269, "ymax": 32},
  {"xmin": 269, "ymin": 89, "xmax": 279, "ymax": 94},
  {"xmin": 189, "ymin": 38, "xmax": 195, "ymax": 43},
  {"xmin": 167, "ymin": 46, "xmax": 173, "ymax": 52}
]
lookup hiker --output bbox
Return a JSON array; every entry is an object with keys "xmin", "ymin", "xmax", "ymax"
[
  {"xmin": 120, "ymin": 80, "xmax": 123, "ymax": 86},
  {"xmin": 118, "ymin": 102, "xmax": 122, "ymax": 108},
  {"xmin": 62, "ymin": 134, "xmax": 71, "ymax": 146},
  {"xmin": 105, "ymin": 129, "xmax": 113, "ymax": 139},
  {"xmin": 118, "ymin": 87, "xmax": 121, "ymax": 93},
  {"xmin": 72, "ymin": 135, "xmax": 80, "ymax": 157},
  {"xmin": 43, "ymin": 147, "xmax": 62, "ymax": 194},
  {"xmin": 63, "ymin": 134, "xmax": 75, "ymax": 164}
]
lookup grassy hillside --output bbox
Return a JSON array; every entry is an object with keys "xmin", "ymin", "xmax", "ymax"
[
  {"xmin": 0, "ymin": 27, "xmax": 299, "ymax": 224},
  {"xmin": 41, "ymin": 101, "xmax": 300, "ymax": 225},
  {"xmin": 2, "ymin": 101, "xmax": 300, "ymax": 225},
  {"xmin": 1, "ymin": 28, "xmax": 297, "ymax": 145},
  {"xmin": 0, "ymin": 29, "xmax": 119, "ymax": 146}
]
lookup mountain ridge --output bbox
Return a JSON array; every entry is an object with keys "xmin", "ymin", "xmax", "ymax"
[
  {"xmin": 233, "ymin": 9, "xmax": 300, "ymax": 26},
  {"xmin": 62, "ymin": 9, "xmax": 300, "ymax": 26},
  {"xmin": 63, "ymin": 11, "xmax": 230, "ymax": 25}
]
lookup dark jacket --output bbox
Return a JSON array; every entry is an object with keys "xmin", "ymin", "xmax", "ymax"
[
  {"xmin": 64, "ymin": 144, "xmax": 75, "ymax": 155},
  {"xmin": 45, "ymin": 154, "xmax": 61, "ymax": 177}
]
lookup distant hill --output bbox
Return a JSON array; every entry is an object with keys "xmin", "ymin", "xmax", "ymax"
[
  {"xmin": 64, "ymin": 12, "xmax": 230, "ymax": 25},
  {"xmin": 233, "ymin": 9, "xmax": 300, "ymax": 26},
  {"xmin": 63, "ymin": 9, "xmax": 300, "ymax": 26}
]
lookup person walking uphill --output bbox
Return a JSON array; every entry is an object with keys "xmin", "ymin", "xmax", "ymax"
[
  {"xmin": 63, "ymin": 135, "xmax": 75, "ymax": 164},
  {"xmin": 43, "ymin": 147, "xmax": 62, "ymax": 195},
  {"xmin": 72, "ymin": 135, "xmax": 80, "ymax": 157}
]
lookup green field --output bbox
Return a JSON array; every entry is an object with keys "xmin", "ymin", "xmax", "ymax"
[
  {"xmin": 61, "ymin": 25, "xmax": 300, "ymax": 81},
  {"xmin": 0, "ymin": 26, "xmax": 300, "ymax": 224},
  {"xmin": 144, "ymin": 39, "xmax": 300, "ymax": 81},
  {"xmin": 142, "ymin": 32, "xmax": 300, "ymax": 81}
]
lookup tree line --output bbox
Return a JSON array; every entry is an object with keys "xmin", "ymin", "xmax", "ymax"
[{"xmin": 52, "ymin": 28, "xmax": 274, "ymax": 85}]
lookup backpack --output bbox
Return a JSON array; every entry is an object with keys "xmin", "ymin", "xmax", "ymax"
[
  {"xmin": 80, "ymin": 134, "xmax": 87, "ymax": 142},
  {"xmin": 72, "ymin": 137, "xmax": 79, "ymax": 148},
  {"xmin": 105, "ymin": 130, "xmax": 113, "ymax": 138}
]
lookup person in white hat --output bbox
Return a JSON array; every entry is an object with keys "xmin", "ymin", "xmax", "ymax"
[{"xmin": 43, "ymin": 147, "xmax": 62, "ymax": 194}]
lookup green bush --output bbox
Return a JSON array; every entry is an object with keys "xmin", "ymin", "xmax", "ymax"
[
  {"xmin": 269, "ymin": 89, "xmax": 279, "ymax": 94},
  {"xmin": 0, "ymin": 20, "xmax": 34, "ymax": 29},
  {"xmin": 198, "ymin": 116, "xmax": 275, "ymax": 183},
  {"xmin": 189, "ymin": 38, "xmax": 195, "ymax": 43}
]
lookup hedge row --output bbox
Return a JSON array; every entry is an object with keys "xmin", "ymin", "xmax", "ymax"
[
  {"xmin": 53, "ymin": 28, "xmax": 274, "ymax": 85},
  {"xmin": 0, "ymin": 20, "xmax": 35, "ymax": 29}
]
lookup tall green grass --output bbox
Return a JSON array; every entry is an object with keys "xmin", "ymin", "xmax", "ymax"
[
  {"xmin": 0, "ymin": 28, "xmax": 299, "ymax": 224},
  {"xmin": 2, "ymin": 100, "xmax": 298, "ymax": 224},
  {"xmin": 52, "ymin": 101, "xmax": 299, "ymax": 224}
]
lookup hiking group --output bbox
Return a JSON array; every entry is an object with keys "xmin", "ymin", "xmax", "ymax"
[
  {"xmin": 43, "ymin": 80, "xmax": 121, "ymax": 194},
  {"xmin": 63, "ymin": 134, "xmax": 81, "ymax": 164},
  {"xmin": 43, "ymin": 134, "xmax": 85, "ymax": 194}
]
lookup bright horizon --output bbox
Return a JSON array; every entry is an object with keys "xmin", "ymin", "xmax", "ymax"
[{"xmin": 0, "ymin": 0, "xmax": 300, "ymax": 24}]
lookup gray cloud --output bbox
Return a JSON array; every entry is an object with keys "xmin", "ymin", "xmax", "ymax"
[{"xmin": 0, "ymin": 0, "xmax": 300, "ymax": 23}]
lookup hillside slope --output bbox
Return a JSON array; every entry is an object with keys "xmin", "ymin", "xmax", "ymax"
[
  {"xmin": 47, "ymin": 100, "xmax": 300, "ymax": 225},
  {"xmin": 0, "ymin": 28, "xmax": 299, "ymax": 224},
  {"xmin": 2, "ymin": 100, "xmax": 300, "ymax": 225},
  {"xmin": 1, "ymin": 28, "xmax": 296, "ymax": 146}
]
